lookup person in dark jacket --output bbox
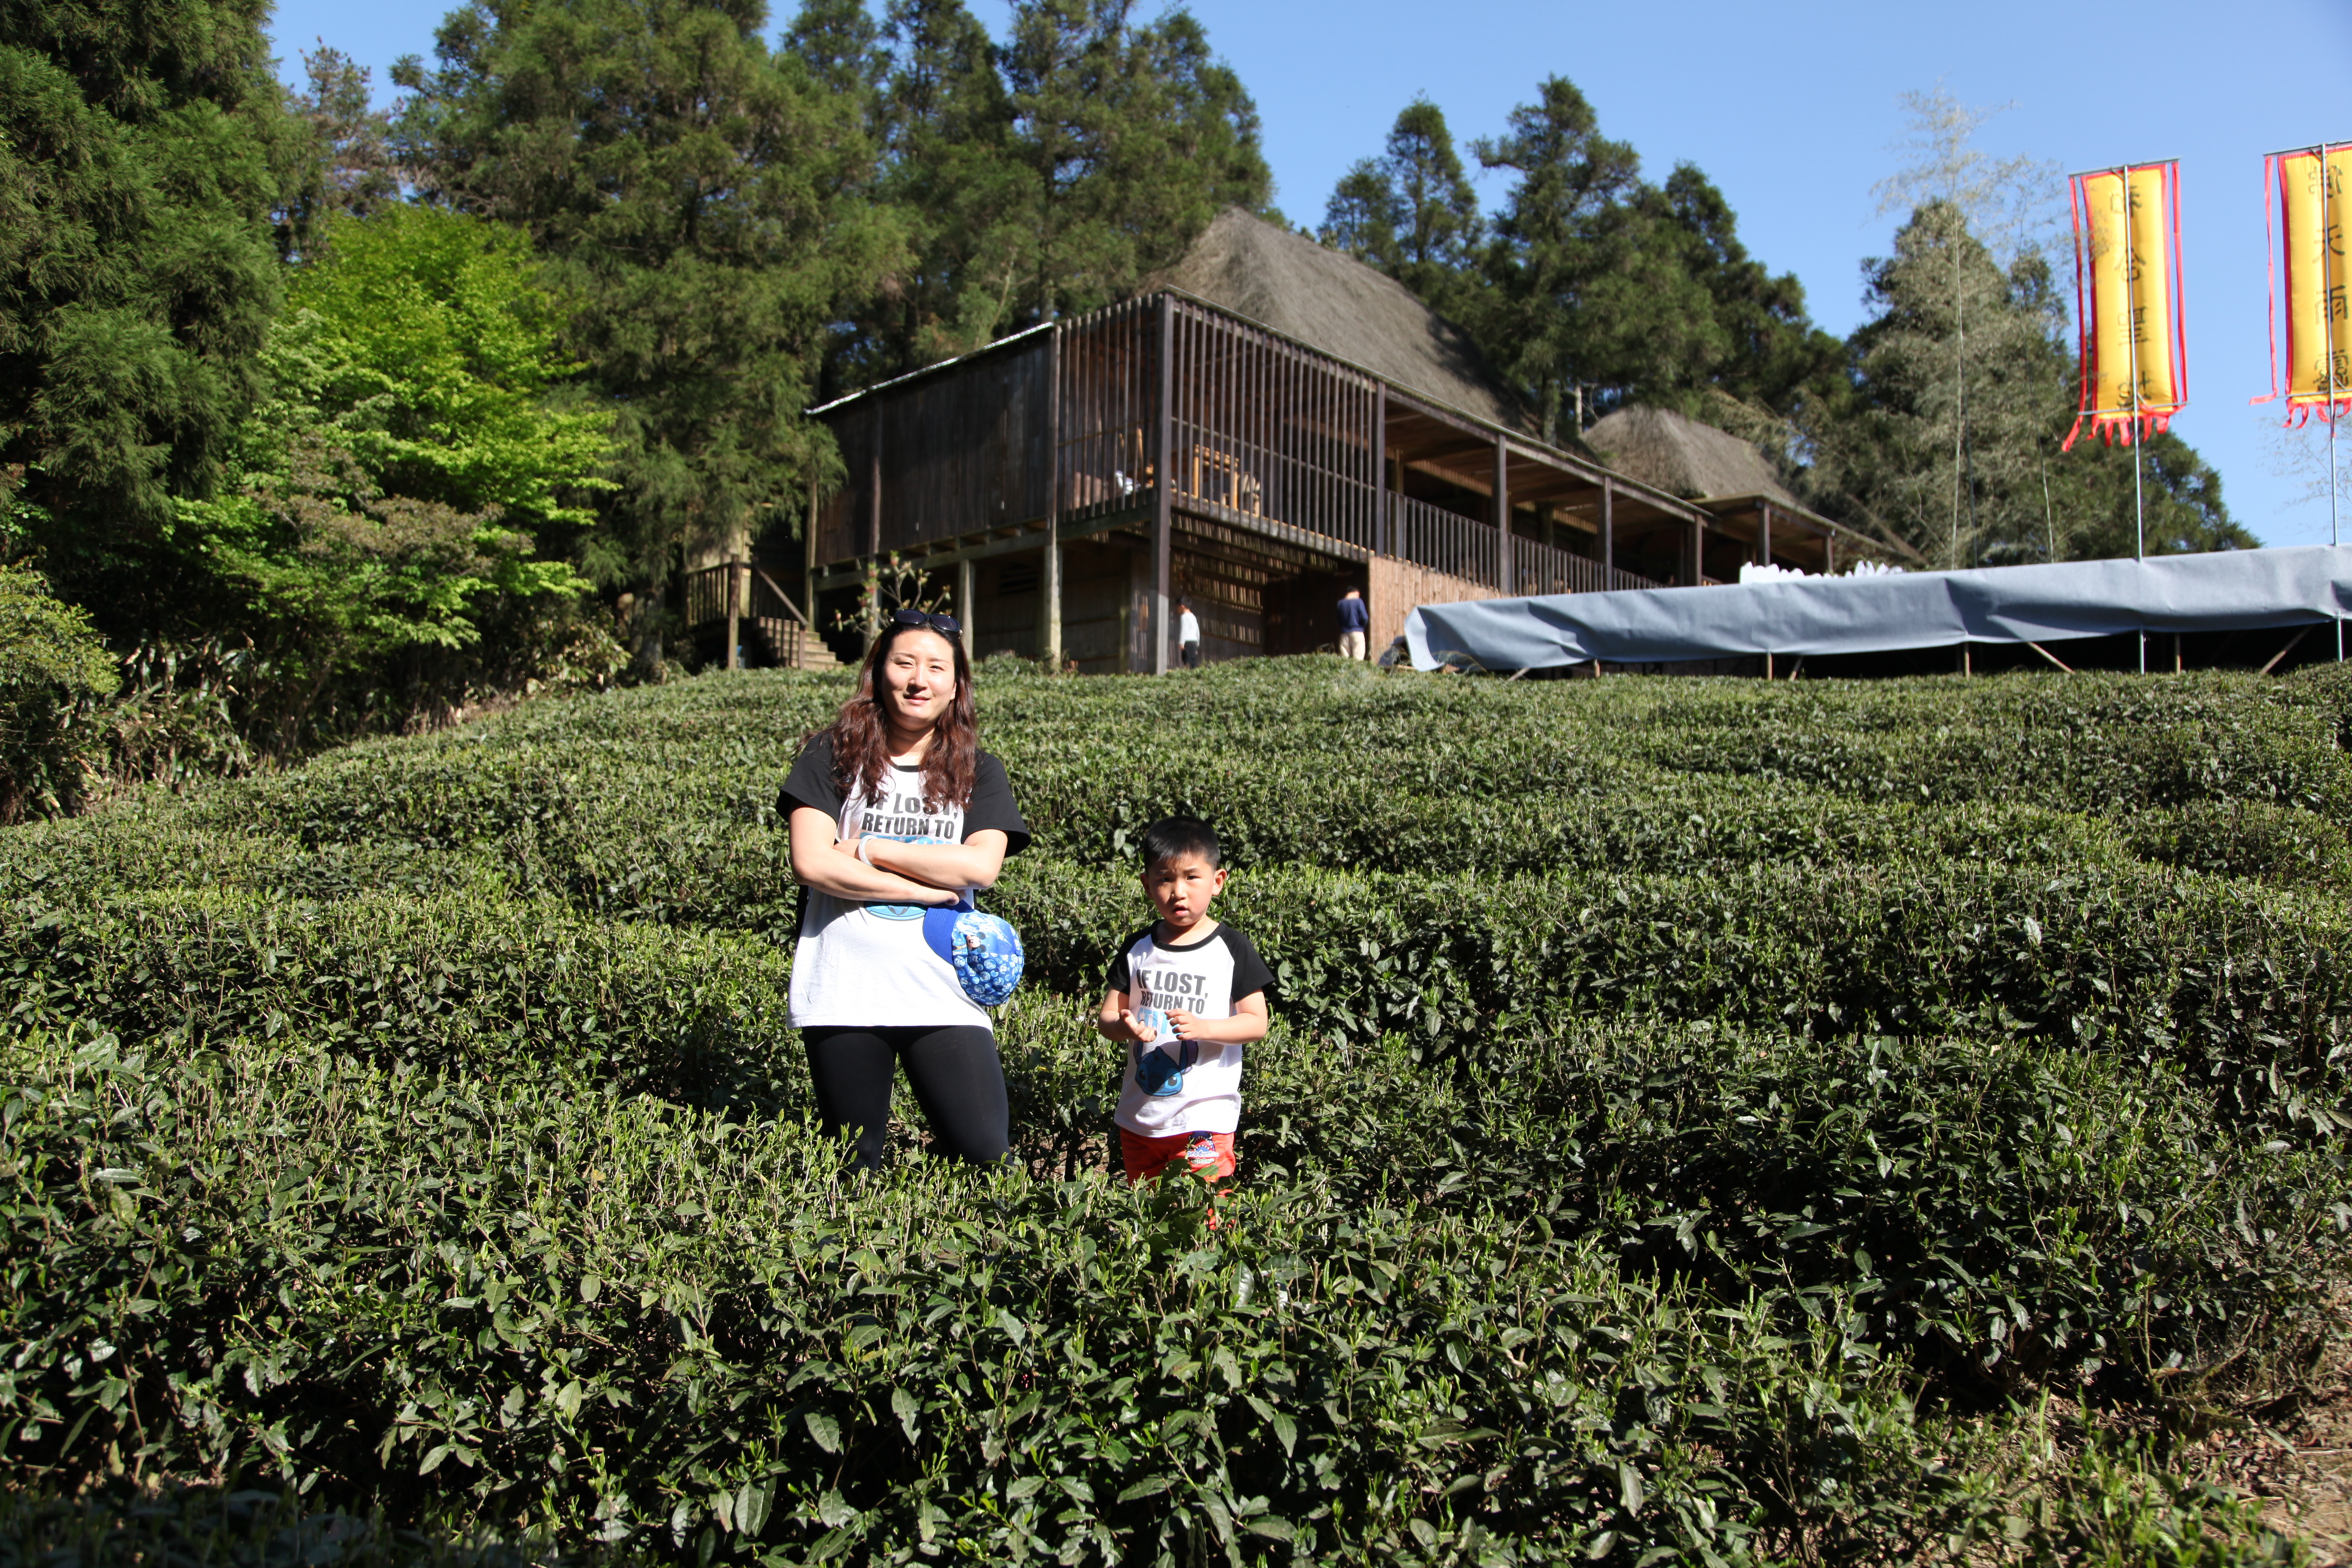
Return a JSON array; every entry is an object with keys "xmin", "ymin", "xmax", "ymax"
[{"xmin": 1336, "ymin": 587, "xmax": 1370, "ymax": 661}]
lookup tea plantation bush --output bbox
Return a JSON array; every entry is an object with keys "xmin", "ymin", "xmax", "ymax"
[{"xmin": 4, "ymin": 657, "xmax": 2345, "ymax": 1565}]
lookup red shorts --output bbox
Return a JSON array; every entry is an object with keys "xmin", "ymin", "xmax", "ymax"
[{"xmin": 1119, "ymin": 1128, "xmax": 1237, "ymax": 1186}]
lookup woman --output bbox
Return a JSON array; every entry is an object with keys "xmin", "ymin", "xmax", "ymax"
[{"xmin": 779, "ymin": 608, "xmax": 1030, "ymax": 1170}]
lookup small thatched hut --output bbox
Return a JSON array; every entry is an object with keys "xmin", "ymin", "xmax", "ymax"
[
  {"xmin": 694, "ymin": 210, "xmax": 1879, "ymax": 673},
  {"xmin": 1582, "ymin": 405, "xmax": 1800, "ymax": 506}
]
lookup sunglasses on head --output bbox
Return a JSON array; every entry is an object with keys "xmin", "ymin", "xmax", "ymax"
[{"xmin": 890, "ymin": 607, "xmax": 962, "ymax": 635}]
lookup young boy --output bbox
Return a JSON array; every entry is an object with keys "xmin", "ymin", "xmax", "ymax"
[{"xmin": 1096, "ymin": 817, "xmax": 1272, "ymax": 1187}]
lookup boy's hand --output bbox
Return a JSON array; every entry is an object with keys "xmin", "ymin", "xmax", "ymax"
[
  {"xmin": 1166, "ymin": 1008, "xmax": 1210, "ymax": 1042},
  {"xmin": 1117, "ymin": 1008, "xmax": 1158, "ymax": 1044}
]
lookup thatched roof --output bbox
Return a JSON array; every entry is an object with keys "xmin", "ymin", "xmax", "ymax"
[
  {"xmin": 1580, "ymin": 405, "xmax": 1802, "ymax": 507},
  {"xmin": 1154, "ymin": 209, "xmax": 1525, "ymax": 433}
]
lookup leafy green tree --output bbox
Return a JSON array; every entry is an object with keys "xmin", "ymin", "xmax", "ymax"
[
  {"xmin": 1473, "ymin": 77, "xmax": 1723, "ymax": 440},
  {"xmin": 782, "ymin": 0, "xmax": 887, "ymax": 98},
  {"xmin": 393, "ymin": 0, "xmax": 904, "ymax": 581},
  {"xmin": 173, "ymin": 207, "xmax": 612, "ymax": 719},
  {"xmin": 1803, "ymin": 89, "xmax": 2249, "ymax": 566},
  {"xmin": 1812, "ymin": 203, "xmax": 2063, "ymax": 566},
  {"xmin": 0, "ymin": 0, "xmax": 298, "ymax": 617},
  {"xmin": 1323, "ymin": 97, "xmax": 1480, "ymax": 314}
]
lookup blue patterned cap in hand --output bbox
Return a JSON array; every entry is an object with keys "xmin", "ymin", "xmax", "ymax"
[{"xmin": 921, "ymin": 905, "xmax": 1025, "ymax": 1007}]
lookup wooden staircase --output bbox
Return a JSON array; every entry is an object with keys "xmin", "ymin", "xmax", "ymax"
[
  {"xmin": 685, "ymin": 560, "xmax": 847, "ymax": 672},
  {"xmin": 749, "ymin": 616, "xmax": 843, "ymax": 671}
]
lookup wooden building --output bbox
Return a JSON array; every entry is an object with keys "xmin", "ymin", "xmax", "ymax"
[{"xmin": 717, "ymin": 210, "xmax": 1877, "ymax": 674}]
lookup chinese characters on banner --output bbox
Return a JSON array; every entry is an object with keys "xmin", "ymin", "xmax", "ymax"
[
  {"xmin": 2066, "ymin": 161, "xmax": 2188, "ymax": 450},
  {"xmin": 2256, "ymin": 144, "xmax": 2352, "ymax": 426}
]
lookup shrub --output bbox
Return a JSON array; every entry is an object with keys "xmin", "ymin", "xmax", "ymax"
[{"xmin": 0, "ymin": 561, "xmax": 116, "ymax": 822}]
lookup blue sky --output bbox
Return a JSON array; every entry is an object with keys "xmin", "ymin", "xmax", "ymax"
[{"xmin": 268, "ymin": 0, "xmax": 2352, "ymax": 546}]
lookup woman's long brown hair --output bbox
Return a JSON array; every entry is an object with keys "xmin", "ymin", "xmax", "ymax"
[{"xmin": 820, "ymin": 622, "xmax": 979, "ymax": 812}]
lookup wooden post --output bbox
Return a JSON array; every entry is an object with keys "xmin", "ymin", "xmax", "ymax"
[
  {"xmin": 1600, "ymin": 480, "xmax": 1614, "ymax": 575},
  {"xmin": 864, "ymin": 399, "xmax": 883, "ymax": 658},
  {"xmin": 1757, "ymin": 501, "xmax": 1773, "ymax": 569},
  {"xmin": 1391, "ymin": 453, "xmax": 1406, "ymax": 558},
  {"xmin": 725, "ymin": 557, "xmax": 742, "ymax": 671},
  {"xmin": 802, "ymin": 476, "xmax": 819, "ymax": 670},
  {"xmin": 2172, "ymin": 632, "xmax": 2182, "ymax": 674},
  {"xmin": 1153, "ymin": 294, "xmax": 1174, "ymax": 675},
  {"xmin": 957, "ymin": 557, "xmax": 976, "ymax": 663},
  {"xmin": 1492, "ymin": 437, "xmax": 1511, "ymax": 591},
  {"xmin": 868, "ymin": 401, "xmax": 883, "ymax": 556},
  {"xmin": 1042, "ymin": 324, "xmax": 1063, "ymax": 671},
  {"xmin": 1370, "ymin": 383, "xmax": 1387, "ymax": 557},
  {"xmin": 1823, "ymin": 532, "xmax": 1836, "ymax": 578},
  {"xmin": 1689, "ymin": 512, "xmax": 1705, "ymax": 587}
]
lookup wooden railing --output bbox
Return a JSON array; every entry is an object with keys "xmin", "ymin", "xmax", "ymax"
[
  {"xmin": 1387, "ymin": 492, "xmax": 1498, "ymax": 584},
  {"xmin": 1511, "ymin": 536, "xmax": 1658, "ymax": 597},
  {"xmin": 686, "ymin": 562, "xmax": 810, "ymax": 627},
  {"xmin": 684, "ymin": 561, "xmax": 831, "ymax": 668}
]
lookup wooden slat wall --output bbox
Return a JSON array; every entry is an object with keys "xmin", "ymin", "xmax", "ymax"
[
  {"xmin": 812, "ymin": 293, "xmax": 1674, "ymax": 611},
  {"xmin": 813, "ymin": 414, "xmax": 870, "ymax": 565},
  {"xmin": 812, "ymin": 338, "xmax": 1053, "ymax": 564},
  {"xmin": 879, "ymin": 342, "xmax": 1052, "ymax": 548}
]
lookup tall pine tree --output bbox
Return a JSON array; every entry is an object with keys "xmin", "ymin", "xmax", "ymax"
[
  {"xmin": 1321, "ymin": 97, "xmax": 1479, "ymax": 315},
  {"xmin": 1652, "ymin": 164, "xmax": 1843, "ymax": 419},
  {"xmin": 812, "ymin": 0, "xmax": 1025, "ymax": 387},
  {"xmin": 1001, "ymin": 0, "xmax": 1270, "ymax": 327},
  {"xmin": 1809, "ymin": 201, "xmax": 2249, "ymax": 565},
  {"xmin": 393, "ymin": 0, "xmax": 905, "ymax": 582}
]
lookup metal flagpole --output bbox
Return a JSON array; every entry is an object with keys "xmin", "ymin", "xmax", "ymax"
[
  {"xmin": 2329, "ymin": 147, "xmax": 2344, "ymax": 660},
  {"xmin": 2125, "ymin": 166, "xmax": 2147, "ymax": 674}
]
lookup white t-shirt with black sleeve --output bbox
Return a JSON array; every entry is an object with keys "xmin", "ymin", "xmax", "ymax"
[
  {"xmin": 778, "ymin": 732, "xmax": 1030, "ymax": 1031},
  {"xmin": 1104, "ymin": 923, "xmax": 1274, "ymax": 1137}
]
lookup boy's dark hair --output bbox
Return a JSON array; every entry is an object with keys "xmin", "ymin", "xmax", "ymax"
[{"xmin": 1140, "ymin": 815, "xmax": 1220, "ymax": 869}]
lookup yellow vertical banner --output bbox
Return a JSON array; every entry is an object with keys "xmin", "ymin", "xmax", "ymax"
[
  {"xmin": 2068, "ymin": 160, "xmax": 2187, "ymax": 449},
  {"xmin": 2128, "ymin": 166, "xmax": 2179, "ymax": 408},
  {"xmin": 2270, "ymin": 145, "xmax": 2351, "ymax": 419},
  {"xmin": 2082, "ymin": 171, "xmax": 2132, "ymax": 420}
]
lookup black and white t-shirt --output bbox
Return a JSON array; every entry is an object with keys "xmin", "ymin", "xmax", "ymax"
[
  {"xmin": 779, "ymin": 733, "xmax": 1030, "ymax": 1029},
  {"xmin": 1103, "ymin": 923, "xmax": 1273, "ymax": 1136}
]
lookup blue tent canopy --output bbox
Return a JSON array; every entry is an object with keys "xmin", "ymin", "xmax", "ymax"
[{"xmin": 1406, "ymin": 546, "xmax": 2352, "ymax": 672}]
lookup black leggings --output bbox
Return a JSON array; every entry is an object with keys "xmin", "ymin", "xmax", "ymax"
[{"xmin": 802, "ymin": 1025, "xmax": 1009, "ymax": 1172}]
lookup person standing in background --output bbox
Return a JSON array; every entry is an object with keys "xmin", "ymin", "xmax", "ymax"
[
  {"xmin": 1336, "ymin": 586, "xmax": 1370, "ymax": 661},
  {"xmin": 1176, "ymin": 598, "xmax": 1203, "ymax": 669}
]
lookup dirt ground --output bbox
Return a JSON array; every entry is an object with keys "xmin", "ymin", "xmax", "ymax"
[{"xmin": 2190, "ymin": 1351, "xmax": 2352, "ymax": 1563}]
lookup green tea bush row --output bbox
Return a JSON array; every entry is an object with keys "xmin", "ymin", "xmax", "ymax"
[
  {"xmin": 135, "ymin": 663, "xmax": 2352, "ymax": 867},
  {"xmin": 0, "ymin": 1024, "xmax": 2305, "ymax": 1566},
  {"xmin": 10, "ymin": 851, "xmax": 2344, "ymax": 1122},
  {"xmin": 2, "ymin": 890, "xmax": 800, "ymax": 1111},
  {"xmin": 992, "ymin": 859, "xmax": 2351, "ymax": 1106}
]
